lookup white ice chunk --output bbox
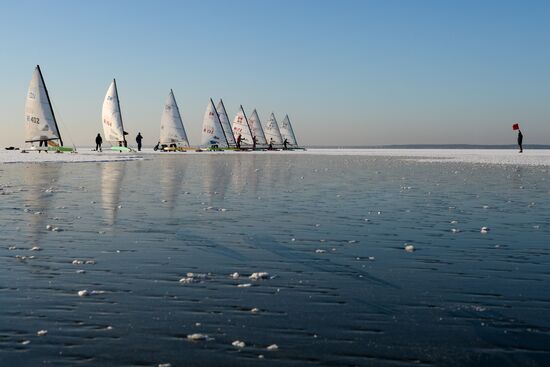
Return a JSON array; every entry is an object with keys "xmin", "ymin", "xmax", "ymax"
[
  {"xmin": 249, "ymin": 272, "xmax": 269, "ymax": 280},
  {"xmin": 187, "ymin": 333, "xmax": 209, "ymax": 341},
  {"xmin": 232, "ymin": 340, "xmax": 246, "ymax": 348},
  {"xmin": 404, "ymin": 244, "xmax": 415, "ymax": 252}
]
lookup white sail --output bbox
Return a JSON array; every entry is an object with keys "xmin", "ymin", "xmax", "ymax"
[
  {"xmin": 247, "ymin": 109, "xmax": 268, "ymax": 146},
  {"xmin": 201, "ymin": 99, "xmax": 228, "ymax": 148},
  {"xmin": 280, "ymin": 114, "xmax": 298, "ymax": 147},
  {"xmin": 102, "ymin": 79, "xmax": 126, "ymax": 144},
  {"xmin": 216, "ymin": 99, "xmax": 236, "ymax": 147},
  {"xmin": 232, "ymin": 105, "xmax": 254, "ymax": 147},
  {"xmin": 263, "ymin": 112, "xmax": 283, "ymax": 147},
  {"xmin": 24, "ymin": 66, "xmax": 62, "ymax": 145},
  {"xmin": 160, "ymin": 90, "xmax": 189, "ymax": 146}
]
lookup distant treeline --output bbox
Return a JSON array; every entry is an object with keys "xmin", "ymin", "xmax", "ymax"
[{"xmin": 309, "ymin": 144, "xmax": 550, "ymax": 149}]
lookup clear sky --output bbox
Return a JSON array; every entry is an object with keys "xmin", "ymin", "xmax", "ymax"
[{"xmin": 1, "ymin": 0, "xmax": 549, "ymax": 147}]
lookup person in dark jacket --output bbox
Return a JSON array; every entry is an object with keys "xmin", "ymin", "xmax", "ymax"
[
  {"xmin": 136, "ymin": 133, "xmax": 143, "ymax": 151},
  {"xmin": 236, "ymin": 134, "xmax": 242, "ymax": 149},
  {"xmin": 283, "ymin": 138, "xmax": 289, "ymax": 150},
  {"xmin": 95, "ymin": 133, "xmax": 103, "ymax": 152},
  {"xmin": 518, "ymin": 130, "xmax": 523, "ymax": 153},
  {"xmin": 252, "ymin": 136, "xmax": 257, "ymax": 150}
]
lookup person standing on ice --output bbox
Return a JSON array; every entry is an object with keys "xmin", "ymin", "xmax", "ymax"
[
  {"xmin": 95, "ymin": 133, "xmax": 103, "ymax": 152},
  {"xmin": 136, "ymin": 132, "xmax": 143, "ymax": 151},
  {"xmin": 236, "ymin": 134, "xmax": 242, "ymax": 149},
  {"xmin": 252, "ymin": 135, "xmax": 257, "ymax": 150},
  {"xmin": 513, "ymin": 123, "xmax": 523, "ymax": 153},
  {"xmin": 283, "ymin": 138, "xmax": 289, "ymax": 150}
]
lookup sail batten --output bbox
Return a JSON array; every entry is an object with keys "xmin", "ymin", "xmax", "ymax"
[
  {"xmin": 102, "ymin": 79, "xmax": 126, "ymax": 144},
  {"xmin": 160, "ymin": 90, "xmax": 189, "ymax": 146},
  {"xmin": 216, "ymin": 99, "xmax": 236, "ymax": 147},
  {"xmin": 24, "ymin": 65, "xmax": 62, "ymax": 145},
  {"xmin": 201, "ymin": 99, "xmax": 228, "ymax": 148},
  {"xmin": 263, "ymin": 112, "xmax": 284, "ymax": 147},
  {"xmin": 232, "ymin": 105, "xmax": 254, "ymax": 147}
]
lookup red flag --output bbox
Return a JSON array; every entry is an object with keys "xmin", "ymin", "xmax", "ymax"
[{"xmin": 512, "ymin": 123, "xmax": 519, "ymax": 130}]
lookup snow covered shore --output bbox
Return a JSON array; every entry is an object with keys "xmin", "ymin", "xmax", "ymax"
[
  {"xmin": 1, "ymin": 148, "xmax": 549, "ymax": 166},
  {"xmin": 300, "ymin": 149, "xmax": 550, "ymax": 166}
]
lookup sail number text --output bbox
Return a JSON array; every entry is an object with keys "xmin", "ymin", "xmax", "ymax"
[{"xmin": 27, "ymin": 116, "xmax": 40, "ymax": 124}]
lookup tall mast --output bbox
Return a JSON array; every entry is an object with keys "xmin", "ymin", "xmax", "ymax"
[
  {"xmin": 241, "ymin": 105, "xmax": 254, "ymax": 140},
  {"xmin": 37, "ymin": 65, "xmax": 63, "ymax": 146},
  {"xmin": 211, "ymin": 98, "xmax": 229, "ymax": 147},
  {"xmin": 113, "ymin": 79, "xmax": 126, "ymax": 143},
  {"xmin": 171, "ymin": 89, "xmax": 189, "ymax": 146},
  {"xmin": 252, "ymin": 109, "xmax": 268, "ymax": 145},
  {"xmin": 219, "ymin": 99, "xmax": 236, "ymax": 147},
  {"xmin": 286, "ymin": 114, "xmax": 299, "ymax": 146}
]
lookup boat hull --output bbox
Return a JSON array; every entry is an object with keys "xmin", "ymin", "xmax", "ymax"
[
  {"xmin": 48, "ymin": 146, "xmax": 74, "ymax": 152},
  {"xmin": 110, "ymin": 146, "xmax": 133, "ymax": 152}
]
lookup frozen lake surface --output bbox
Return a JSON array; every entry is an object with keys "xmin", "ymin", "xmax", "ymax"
[
  {"xmin": 2, "ymin": 148, "xmax": 550, "ymax": 166},
  {"xmin": 1, "ymin": 151, "xmax": 549, "ymax": 366}
]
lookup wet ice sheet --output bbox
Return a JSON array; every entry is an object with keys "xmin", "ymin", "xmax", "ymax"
[
  {"xmin": 299, "ymin": 149, "xmax": 550, "ymax": 166},
  {"xmin": 1, "ymin": 155, "xmax": 549, "ymax": 366},
  {"xmin": 140, "ymin": 148, "xmax": 550, "ymax": 166},
  {"xmin": 3, "ymin": 148, "xmax": 550, "ymax": 166},
  {"xmin": 0, "ymin": 150, "xmax": 143, "ymax": 164}
]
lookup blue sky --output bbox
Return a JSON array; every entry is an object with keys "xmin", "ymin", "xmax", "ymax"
[{"xmin": 1, "ymin": 0, "xmax": 549, "ymax": 146}]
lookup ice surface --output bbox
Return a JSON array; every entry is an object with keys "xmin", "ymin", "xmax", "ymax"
[
  {"xmin": 0, "ymin": 150, "xmax": 143, "ymax": 164},
  {"xmin": 2, "ymin": 150, "xmax": 549, "ymax": 366},
  {"xmin": 297, "ymin": 149, "xmax": 550, "ymax": 165},
  {"xmin": 3, "ymin": 148, "xmax": 549, "ymax": 166},
  {"xmin": 136, "ymin": 148, "xmax": 550, "ymax": 166}
]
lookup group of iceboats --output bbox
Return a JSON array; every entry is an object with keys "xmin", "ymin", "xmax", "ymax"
[{"xmin": 20, "ymin": 65, "xmax": 302, "ymax": 153}]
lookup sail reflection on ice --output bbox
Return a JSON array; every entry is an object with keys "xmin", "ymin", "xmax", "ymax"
[{"xmin": 101, "ymin": 162, "xmax": 126, "ymax": 226}]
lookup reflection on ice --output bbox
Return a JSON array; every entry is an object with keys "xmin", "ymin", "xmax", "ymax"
[
  {"xmin": 22, "ymin": 164, "xmax": 61, "ymax": 244},
  {"xmin": 101, "ymin": 162, "xmax": 126, "ymax": 226}
]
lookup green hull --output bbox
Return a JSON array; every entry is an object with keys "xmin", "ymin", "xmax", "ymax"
[
  {"xmin": 205, "ymin": 147, "xmax": 240, "ymax": 151},
  {"xmin": 48, "ymin": 146, "xmax": 74, "ymax": 152}
]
